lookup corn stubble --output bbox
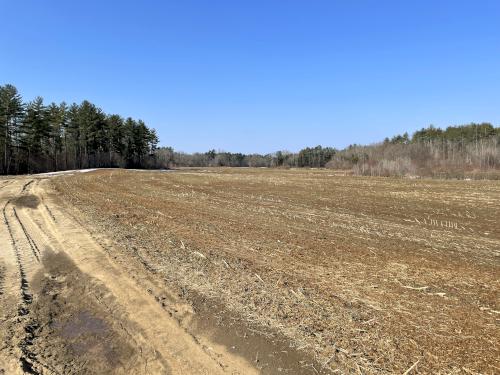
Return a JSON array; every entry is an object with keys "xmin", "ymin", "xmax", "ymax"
[{"xmin": 53, "ymin": 168, "xmax": 500, "ymax": 374}]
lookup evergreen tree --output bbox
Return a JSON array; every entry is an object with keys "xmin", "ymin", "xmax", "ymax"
[
  {"xmin": 21, "ymin": 97, "xmax": 50, "ymax": 172},
  {"xmin": 0, "ymin": 84, "xmax": 159, "ymax": 174},
  {"xmin": 0, "ymin": 84, "xmax": 24, "ymax": 173},
  {"xmin": 47, "ymin": 102, "xmax": 67, "ymax": 170}
]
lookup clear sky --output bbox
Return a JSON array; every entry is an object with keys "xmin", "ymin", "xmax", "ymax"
[{"xmin": 1, "ymin": 1, "xmax": 499, "ymax": 153}]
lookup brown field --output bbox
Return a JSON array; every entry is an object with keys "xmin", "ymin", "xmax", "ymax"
[
  {"xmin": 48, "ymin": 168, "xmax": 499, "ymax": 374},
  {"xmin": 1, "ymin": 174, "xmax": 262, "ymax": 374}
]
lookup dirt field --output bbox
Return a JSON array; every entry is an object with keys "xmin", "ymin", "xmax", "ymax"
[
  {"xmin": 1, "ymin": 169, "xmax": 499, "ymax": 374},
  {"xmin": 49, "ymin": 168, "xmax": 500, "ymax": 374}
]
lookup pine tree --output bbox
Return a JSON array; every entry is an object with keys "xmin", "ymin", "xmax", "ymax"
[
  {"xmin": 0, "ymin": 84, "xmax": 24, "ymax": 173},
  {"xmin": 106, "ymin": 114, "xmax": 125, "ymax": 166},
  {"xmin": 0, "ymin": 85, "xmax": 158, "ymax": 174},
  {"xmin": 21, "ymin": 97, "xmax": 49, "ymax": 172},
  {"xmin": 47, "ymin": 102, "xmax": 67, "ymax": 170}
]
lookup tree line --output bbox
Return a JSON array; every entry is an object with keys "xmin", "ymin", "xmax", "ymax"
[
  {"xmin": 155, "ymin": 145, "xmax": 337, "ymax": 169},
  {"xmin": 3, "ymin": 83, "xmax": 499, "ymax": 179},
  {"xmin": 328, "ymin": 123, "xmax": 500, "ymax": 178},
  {"xmin": 159, "ymin": 123, "xmax": 500, "ymax": 179},
  {"xmin": 0, "ymin": 84, "xmax": 158, "ymax": 174}
]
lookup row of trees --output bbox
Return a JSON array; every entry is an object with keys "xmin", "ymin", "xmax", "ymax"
[
  {"xmin": 155, "ymin": 146, "xmax": 337, "ymax": 169},
  {"xmin": 0, "ymin": 84, "xmax": 158, "ymax": 174},
  {"xmin": 2, "ymin": 83, "xmax": 499, "ymax": 179},
  {"xmin": 161, "ymin": 123, "xmax": 500, "ymax": 178},
  {"xmin": 329, "ymin": 123, "xmax": 500, "ymax": 178}
]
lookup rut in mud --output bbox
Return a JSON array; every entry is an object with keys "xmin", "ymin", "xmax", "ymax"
[
  {"xmin": 2, "ymin": 182, "xmax": 47, "ymax": 374},
  {"xmin": 0, "ymin": 264, "xmax": 4, "ymax": 296}
]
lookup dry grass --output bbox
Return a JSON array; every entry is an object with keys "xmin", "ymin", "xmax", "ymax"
[{"xmin": 52, "ymin": 168, "xmax": 500, "ymax": 374}]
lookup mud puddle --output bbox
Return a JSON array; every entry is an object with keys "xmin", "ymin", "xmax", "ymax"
[
  {"xmin": 27, "ymin": 250, "xmax": 148, "ymax": 374},
  {"xmin": 12, "ymin": 195, "xmax": 40, "ymax": 209}
]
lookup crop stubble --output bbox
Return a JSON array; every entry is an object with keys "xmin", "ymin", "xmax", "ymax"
[{"xmin": 53, "ymin": 168, "xmax": 500, "ymax": 374}]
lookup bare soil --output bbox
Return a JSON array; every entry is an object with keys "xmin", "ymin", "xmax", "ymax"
[{"xmin": 45, "ymin": 168, "xmax": 499, "ymax": 374}]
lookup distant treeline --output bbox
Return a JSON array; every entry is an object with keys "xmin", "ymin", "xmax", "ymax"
[
  {"xmin": 156, "ymin": 146, "xmax": 336, "ymax": 169},
  {"xmin": 3, "ymin": 83, "xmax": 500, "ymax": 178},
  {"xmin": 0, "ymin": 84, "xmax": 158, "ymax": 174},
  {"xmin": 158, "ymin": 123, "xmax": 500, "ymax": 178},
  {"xmin": 336, "ymin": 123, "xmax": 500, "ymax": 178}
]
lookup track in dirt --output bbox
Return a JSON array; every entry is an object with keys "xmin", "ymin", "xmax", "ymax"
[
  {"xmin": 0, "ymin": 263, "xmax": 5, "ymax": 301},
  {"xmin": 1, "ymin": 181, "xmax": 53, "ymax": 374}
]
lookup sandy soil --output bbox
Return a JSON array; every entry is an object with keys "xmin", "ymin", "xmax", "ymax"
[
  {"xmin": 49, "ymin": 168, "xmax": 500, "ymax": 374},
  {"xmin": 0, "ymin": 175, "xmax": 274, "ymax": 374}
]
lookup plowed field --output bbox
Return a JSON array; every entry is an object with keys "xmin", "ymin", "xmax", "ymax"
[{"xmin": 47, "ymin": 168, "xmax": 500, "ymax": 374}]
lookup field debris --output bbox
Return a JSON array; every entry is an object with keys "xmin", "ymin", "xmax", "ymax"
[
  {"xmin": 193, "ymin": 251, "xmax": 207, "ymax": 259},
  {"xmin": 402, "ymin": 359, "xmax": 420, "ymax": 375}
]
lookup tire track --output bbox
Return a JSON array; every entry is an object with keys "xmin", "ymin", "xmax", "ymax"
[
  {"xmin": 4, "ymin": 185, "xmax": 39, "ymax": 371},
  {"xmin": 2, "ymin": 201, "xmax": 53, "ymax": 375},
  {"xmin": 42, "ymin": 202, "xmax": 57, "ymax": 223},
  {"xmin": 2, "ymin": 202, "xmax": 33, "ymax": 309},
  {"xmin": 1, "ymin": 178, "xmax": 64, "ymax": 375},
  {"xmin": 0, "ymin": 264, "xmax": 4, "ymax": 297},
  {"xmin": 22, "ymin": 212, "xmax": 57, "ymax": 252},
  {"xmin": 12, "ymin": 179, "xmax": 45, "ymax": 262},
  {"xmin": 21, "ymin": 180, "xmax": 34, "ymax": 194},
  {"xmin": 0, "ymin": 179, "xmax": 13, "ymax": 189},
  {"xmin": 33, "ymin": 181, "xmax": 58, "ymax": 224},
  {"xmin": 12, "ymin": 208, "xmax": 41, "ymax": 263},
  {"xmin": 2, "ymin": 200, "xmax": 38, "ymax": 373},
  {"xmin": 9, "ymin": 181, "xmax": 59, "ymax": 260},
  {"xmin": 31, "ymin": 183, "xmax": 61, "ymax": 245}
]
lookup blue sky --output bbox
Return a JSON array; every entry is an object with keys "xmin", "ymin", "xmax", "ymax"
[{"xmin": 1, "ymin": 1, "xmax": 499, "ymax": 153}]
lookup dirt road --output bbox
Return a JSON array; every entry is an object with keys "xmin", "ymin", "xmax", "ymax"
[{"xmin": 0, "ymin": 176, "xmax": 260, "ymax": 374}]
